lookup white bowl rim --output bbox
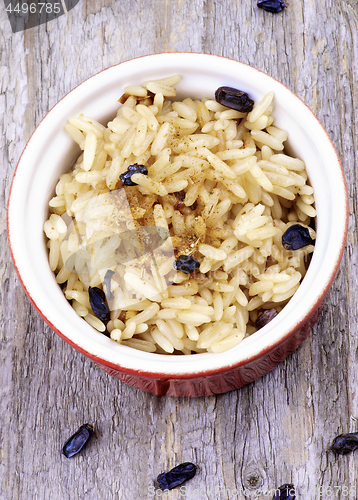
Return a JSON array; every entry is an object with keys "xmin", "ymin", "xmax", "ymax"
[{"xmin": 7, "ymin": 52, "xmax": 349, "ymax": 378}]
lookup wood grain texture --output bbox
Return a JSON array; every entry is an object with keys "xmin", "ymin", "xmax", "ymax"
[{"xmin": 1, "ymin": 0, "xmax": 358, "ymax": 498}]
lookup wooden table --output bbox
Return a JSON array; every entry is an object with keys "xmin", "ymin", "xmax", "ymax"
[{"xmin": 1, "ymin": 1, "xmax": 357, "ymax": 498}]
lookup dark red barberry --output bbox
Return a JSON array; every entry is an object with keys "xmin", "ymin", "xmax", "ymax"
[
  {"xmin": 282, "ymin": 224, "xmax": 315, "ymax": 251},
  {"xmin": 256, "ymin": 309, "xmax": 278, "ymax": 329},
  {"xmin": 215, "ymin": 87, "xmax": 254, "ymax": 113},
  {"xmin": 157, "ymin": 462, "xmax": 197, "ymax": 490},
  {"xmin": 272, "ymin": 484, "xmax": 296, "ymax": 500},
  {"xmin": 62, "ymin": 424, "xmax": 94, "ymax": 458},
  {"xmin": 119, "ymin": 164, "xmax": 148, "ymax": 186},
  {"xmin": 88, "ymin": 286, "xmax": 110, "ymax": 322},
  {"xmin": 329, "ymin": 433, "xmax": 358, "ymax": 455},
  {"xmin": 173, "ymin": 255, "xmax": 200, "ymax": 274},
  {"xmin": 257, "ymin": 0, "xmax": 285, "ymax": 13}
]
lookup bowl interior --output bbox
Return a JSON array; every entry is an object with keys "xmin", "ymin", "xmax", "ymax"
[{"xmin": 8, "ymin": 53, "xmax": 348, "ymax": 376}]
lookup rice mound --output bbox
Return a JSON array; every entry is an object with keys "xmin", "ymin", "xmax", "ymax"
[{"xmin": 43, "ymin": 76, "xmax": 316, "ymax": 354}]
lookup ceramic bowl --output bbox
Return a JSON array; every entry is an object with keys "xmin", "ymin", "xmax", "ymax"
[{"xmin": 7, "ymin": 53, "xmax": 348, "ymax": 397}]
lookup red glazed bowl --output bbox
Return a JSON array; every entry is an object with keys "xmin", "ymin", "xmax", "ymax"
[{"xmin": 7, "ymin": 53, "xmax": 348, "ymax": 396}]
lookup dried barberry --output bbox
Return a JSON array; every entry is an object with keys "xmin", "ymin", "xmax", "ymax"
[
  {"xmin": 174, "ymin": 255, "xmax": 200, "ymax": 274},
  {"xmin": 282, "ymin": 224, "xmax": 315, "ymax": 250},
  {"xmin": 256, "ymin": 308, "xmax": 278, "ymax": 329},
  {"xmin": 174, "ymin": 190, "xmax": 186, "ymax": 201},
  {"xmin": 272, "ymin": 484, "xmax": 296, "ymax": 500},
  {"xmin": 62, "ymin": 424, "xmax": 94, "ymax": 458},
  {"xmin": 215, "ymin": 86, "xmax": 254, "ymax": 113},
  {"xmin": 119, "ymin": 163, "xmax": 148, "ymax": 186},
  {"xmin": 157, "ymin": 462, "xmax": 197, "ymax": 490},
  {"xmin": 257, "ymin": 0, "xmax": 285, "ymax": 13},
  {"xmin": 329, "ymin": 432, "xmax": 358, "ymax": 455},
  {"xmin": 88, "ymin": 286, "xmax": 110, "ymax": 322},
  {"xmin": 174, "ymin": 201, "xmax": 185, "ymax": 211}
]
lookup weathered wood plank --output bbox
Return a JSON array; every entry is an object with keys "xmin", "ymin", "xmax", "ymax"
[{"xmin": 1, "ymin": 0, "xmax": 358, "ymax": 498}]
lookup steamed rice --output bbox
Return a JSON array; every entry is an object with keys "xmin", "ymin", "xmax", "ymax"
[{"xmin": 44, "ymin": 76, "xmax": 316, "ymax": 354}]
